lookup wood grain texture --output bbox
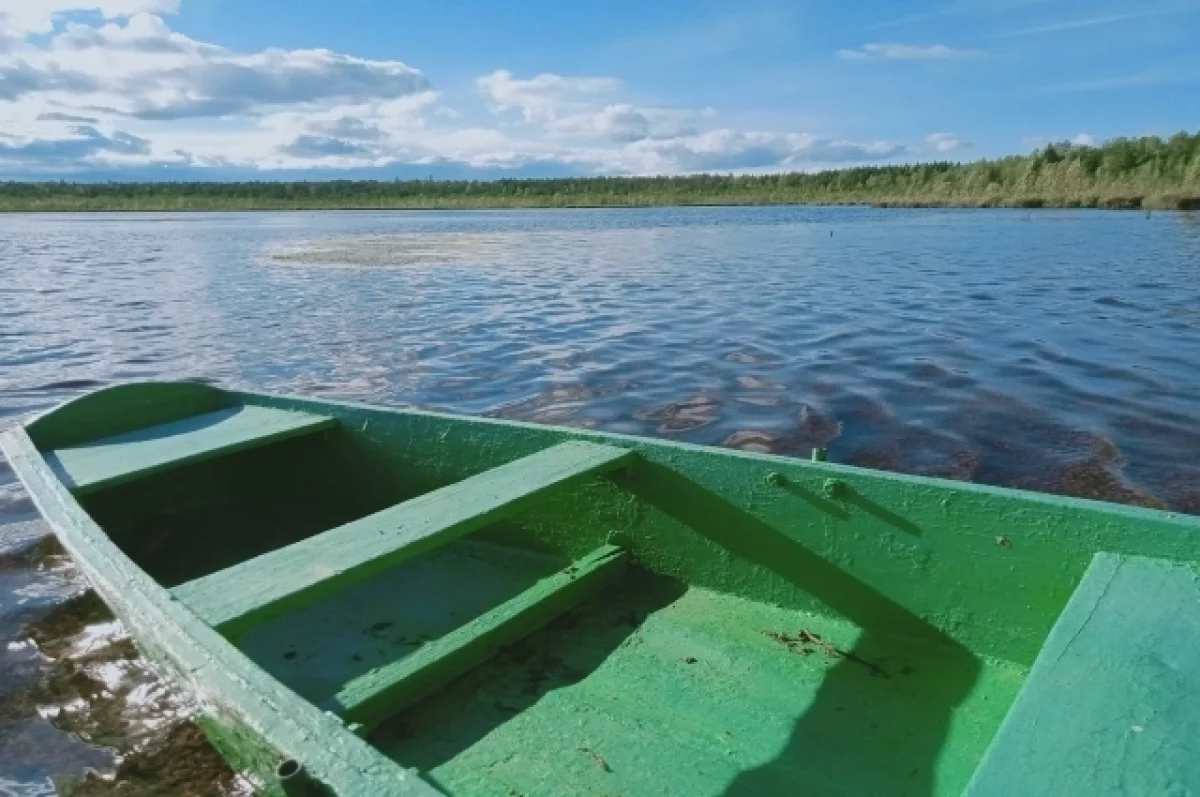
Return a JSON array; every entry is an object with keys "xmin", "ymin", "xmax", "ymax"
[
  {"xmin": 46, "ymin": 405, "xmax": 336, "ymax": 494},
  {"xmin": 327, "ymin": 544, "xmax": 628, "ymax": 731},
  {"xmin": 172, "ymin": 440, "xmax": 635, "ymax": 636}
]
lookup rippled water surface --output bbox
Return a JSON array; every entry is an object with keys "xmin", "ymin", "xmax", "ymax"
[{"xmin": 2, "ymin": 206, "xmax": 1200, "ymax": 789}]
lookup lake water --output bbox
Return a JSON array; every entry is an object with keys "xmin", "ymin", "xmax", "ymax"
[{"xmin": 2, "ymin": 206, "xmax": 1200, "ymax": 791}]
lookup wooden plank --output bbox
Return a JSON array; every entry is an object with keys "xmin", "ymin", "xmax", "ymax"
[
  {"xmin": 172, "ymin": 441, "xmax": 635, "ymax": 636},
  {"xmin": 46, "ymin": 405, "xmax": 337, "ymax": 494},
  {"xmin": 325, "ymin": 545, "xmax": 628, "ymax": 731},
  {"xmin": 965, "ymin": 553, "xmax": 1200, "ymax": 796}
]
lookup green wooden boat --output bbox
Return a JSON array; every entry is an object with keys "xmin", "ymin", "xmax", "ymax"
[{"xmin": 3, "ymin": 381, "xmax": 1199, "ymax": 797}]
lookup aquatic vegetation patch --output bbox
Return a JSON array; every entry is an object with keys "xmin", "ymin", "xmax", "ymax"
[{"xmin": 266, "ymin": 232, "xmax": 531, "ymax": 269}]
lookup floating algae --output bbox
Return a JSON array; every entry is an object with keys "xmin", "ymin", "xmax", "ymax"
[
  {"xmin": 266, "ymin": 226, "xmax": 680, "ymax": 270},
  {"xmin": 266, "ymin": 232, "xmax": 537, "ymax": 269}
]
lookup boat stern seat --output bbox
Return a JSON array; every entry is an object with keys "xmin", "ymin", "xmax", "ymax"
[
  {"xmin": 965, "ymin": 553, "xmax": 1200, "ymax": 796},
  {"xmin": 45, "ymin": 404, "xmax": 337, "ymax": 494}
]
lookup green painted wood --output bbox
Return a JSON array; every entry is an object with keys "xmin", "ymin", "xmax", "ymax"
[
  {"xmin": 241, "ymin": 385, "xmax": 1200, "ymax": 666},
  {"xmin": 374, "ymin": 580, "xmax": 1025, "ymax": 797},
  {"xmin": 172, "ymin": 440, "xmax": 635, "ymax": 635},
  {"xmin": 11, "ymin": 381, "xmax": 1200, "ymax": 796},
  {"xmin": 27, "ymin": 381, "xmax": 231, "ymax": 451},
  {"xmin": 0, "ymin": 426, "xmax": 442, "ymax": 797},
  {"xmin": 965, "ymin": 553, "xmax": 1200, "ymax": 796},
  {"xmin": 46, "ymin": 405, "xmax": 337, "ymax": 494},
  {"xmin": 327, "ymin": 544, "xmax": 628, "ymax": 731}
]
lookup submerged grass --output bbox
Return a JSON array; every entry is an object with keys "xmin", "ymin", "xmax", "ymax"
[{"xmin": 3, "ymin": 131, "xmax": 1200, "ymax": 212}]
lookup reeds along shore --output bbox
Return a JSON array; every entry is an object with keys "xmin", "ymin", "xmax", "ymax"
[{"xmin": 3, "ymin": 132, "xmax": 1199, "ymax": 212}]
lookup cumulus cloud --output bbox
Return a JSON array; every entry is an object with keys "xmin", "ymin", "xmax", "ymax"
[
  {"xmin": 37, "ymin": 111, "xmax": 100, "ymax": 123},
  {"xmin": 584, "ymin": 130, "xmax": 905, "ymax": 174},
  {"xmin": 0, "ymin": 0, "xmax": 178, "ymax": 35},
  {"xmin": 0, "ymin": 124, "xmax": 150, "ymax": 167},
  {"xmin": 925, "ymin": 132, "xmax": 974, "ymax": 153},
  {"xmin": 548, "ymin": 104, "xmax": 706, "ymax": 142},
  {"xmin": 0, "ymin": 4, "xmax": 913, "ymax": 176},
  {"xmin": 468, "ymin": 69, "xmax": 905, "ymax": 172},
  {"xmin": 477, "ymin": 70, "xmax": 621, "ymax": 123},
  {"xmin": 52, "ymin": 13, "xmax": 222, "ymax": 54},
  {"xmin": 1, "ymin": 14, "xmax": 429, "ymax": 120},
  {"xmin": 476, "ymin": 70, "xmax": 703, "ymax": 144},
  {"xmin": 129, "ymin": 52, "xmax": 427, "ymax": 120},
  {"xmin": 838, "ymin": 43, "xmax": 983, "ymax": 60},
  {"xmin": 307, "ymin": 116, "xmax": 386, "ymax": 141},
  {"xmin": 277, "ymin": 135, "xmax": 375, "ymax": 159},
  {"xmin": 0, "ymin": 61, "xmax": 97, "ymax": 100}
]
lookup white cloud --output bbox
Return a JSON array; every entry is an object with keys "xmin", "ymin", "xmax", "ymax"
[
  {"xmin": 548, "ymin": 104, "xmax": 707, "ymax": 142},
  {"xmin": 0, "ymin": 7, "xmax": 912, "ymax": 176},
  {"xmin": 0, "ymin": 0, "xmax": 178, "ymax": 35},
  {"xmin": 476, "ymin": 70, "xmax": 706, "ymax": 144},
  {"xmin": 583, "ymin": 130, "xmax": 905, "ymax": 174},
  {"xmin": 4, "ymin": 14, "xmax": 429, "ymax": 120},
  {"xmin": 0, "ymin": 123, "xmax": 150, "ymax": 165},
  {"xmin": 277, "ymin": 135, "xmax": 374, "ymax": 159},
  {"xmin": 0, "ymin": 61, "xmax": 99, "ymax": 100},
  {"xmin": 837, "ymin": 43, "xmax": 983, "ymax": 61},
  {"xmin": 477, "ymin": 69, "xmax": 621, "ymax": 123},
  {"xmin": 925, "ymin": 132, "xmax": 974, "ymax": 153}
]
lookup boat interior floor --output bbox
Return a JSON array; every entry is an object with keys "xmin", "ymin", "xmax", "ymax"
[{"xmin": 235, "ymin": 539, "xmax": 1026, "ymax": 797}]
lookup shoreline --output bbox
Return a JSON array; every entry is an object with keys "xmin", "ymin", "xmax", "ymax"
[
  {"xmin": 5, "ymin": 131, "xmax": 1198, "ymax": 214},
  {"xmin": 1, "ymin": 196, "xmax": 1198, "ymax": 213}
]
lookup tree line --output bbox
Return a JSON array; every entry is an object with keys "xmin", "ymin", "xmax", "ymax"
[{"xmin": 2, "ymin": 131, "xmax": 1198, "ymax": 211}]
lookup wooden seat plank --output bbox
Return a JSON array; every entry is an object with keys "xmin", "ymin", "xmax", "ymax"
[
  {"xmin": 47, "ymin": 405, "xmax": 336, "ymax": 494},
  {"xmin": 965, "ymin": 553, "xmax": 1200, "ymax": 796},
  {"xmin": 326, "ymin": 544, "xmax": 628, "ymax": 731},
  {"xmin": 171, "ymin": 441, "xmax": 635, "ymax": 636}
]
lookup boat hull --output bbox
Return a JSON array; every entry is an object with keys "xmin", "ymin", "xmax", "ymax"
[{"xmin": 4, "ymin": 381, "xmax": 1199, "ymax": 796}]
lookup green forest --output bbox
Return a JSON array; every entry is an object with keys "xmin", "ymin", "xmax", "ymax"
[{"xmin": 3, "ymin": 131, "xmax": 1199, "ymax": 212}]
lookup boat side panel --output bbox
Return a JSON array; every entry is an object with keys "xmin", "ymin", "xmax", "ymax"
[
  {"xmin": 0, "ymin": 426, "xmax": 444, "ymax": 797},
  {"xmin": 236, "ymin": 389, "xmax": 1200, "ymax": 665}
]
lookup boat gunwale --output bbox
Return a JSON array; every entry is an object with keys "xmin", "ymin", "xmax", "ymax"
[
  {"xmin": 230, "ymin": 383, "xmax": 1198, "ymax": 528},
  {"xmin": 22, "ymin": 379, "xmax": 1200, "ymax": 529},
  {"xmin": 0, "ymin": 421, "xmax": 444, "ymax": 797}
]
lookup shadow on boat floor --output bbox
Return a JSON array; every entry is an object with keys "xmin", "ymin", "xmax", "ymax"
[
  {"xmin": 369, "ymin": 572, "xmax": 1022, "ymax": 797},
  {"xmin": 369, "ymin": 570, "xmax": 687, "ymax": 782},
  {"xmin": 362, "ymin": 464, "xmax": 1027, "ymax": 797}
]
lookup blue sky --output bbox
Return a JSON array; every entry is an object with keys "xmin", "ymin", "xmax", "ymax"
[{"xmin": 0, "ymin": 0, "xmax": 1196, "ymax": 178}]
